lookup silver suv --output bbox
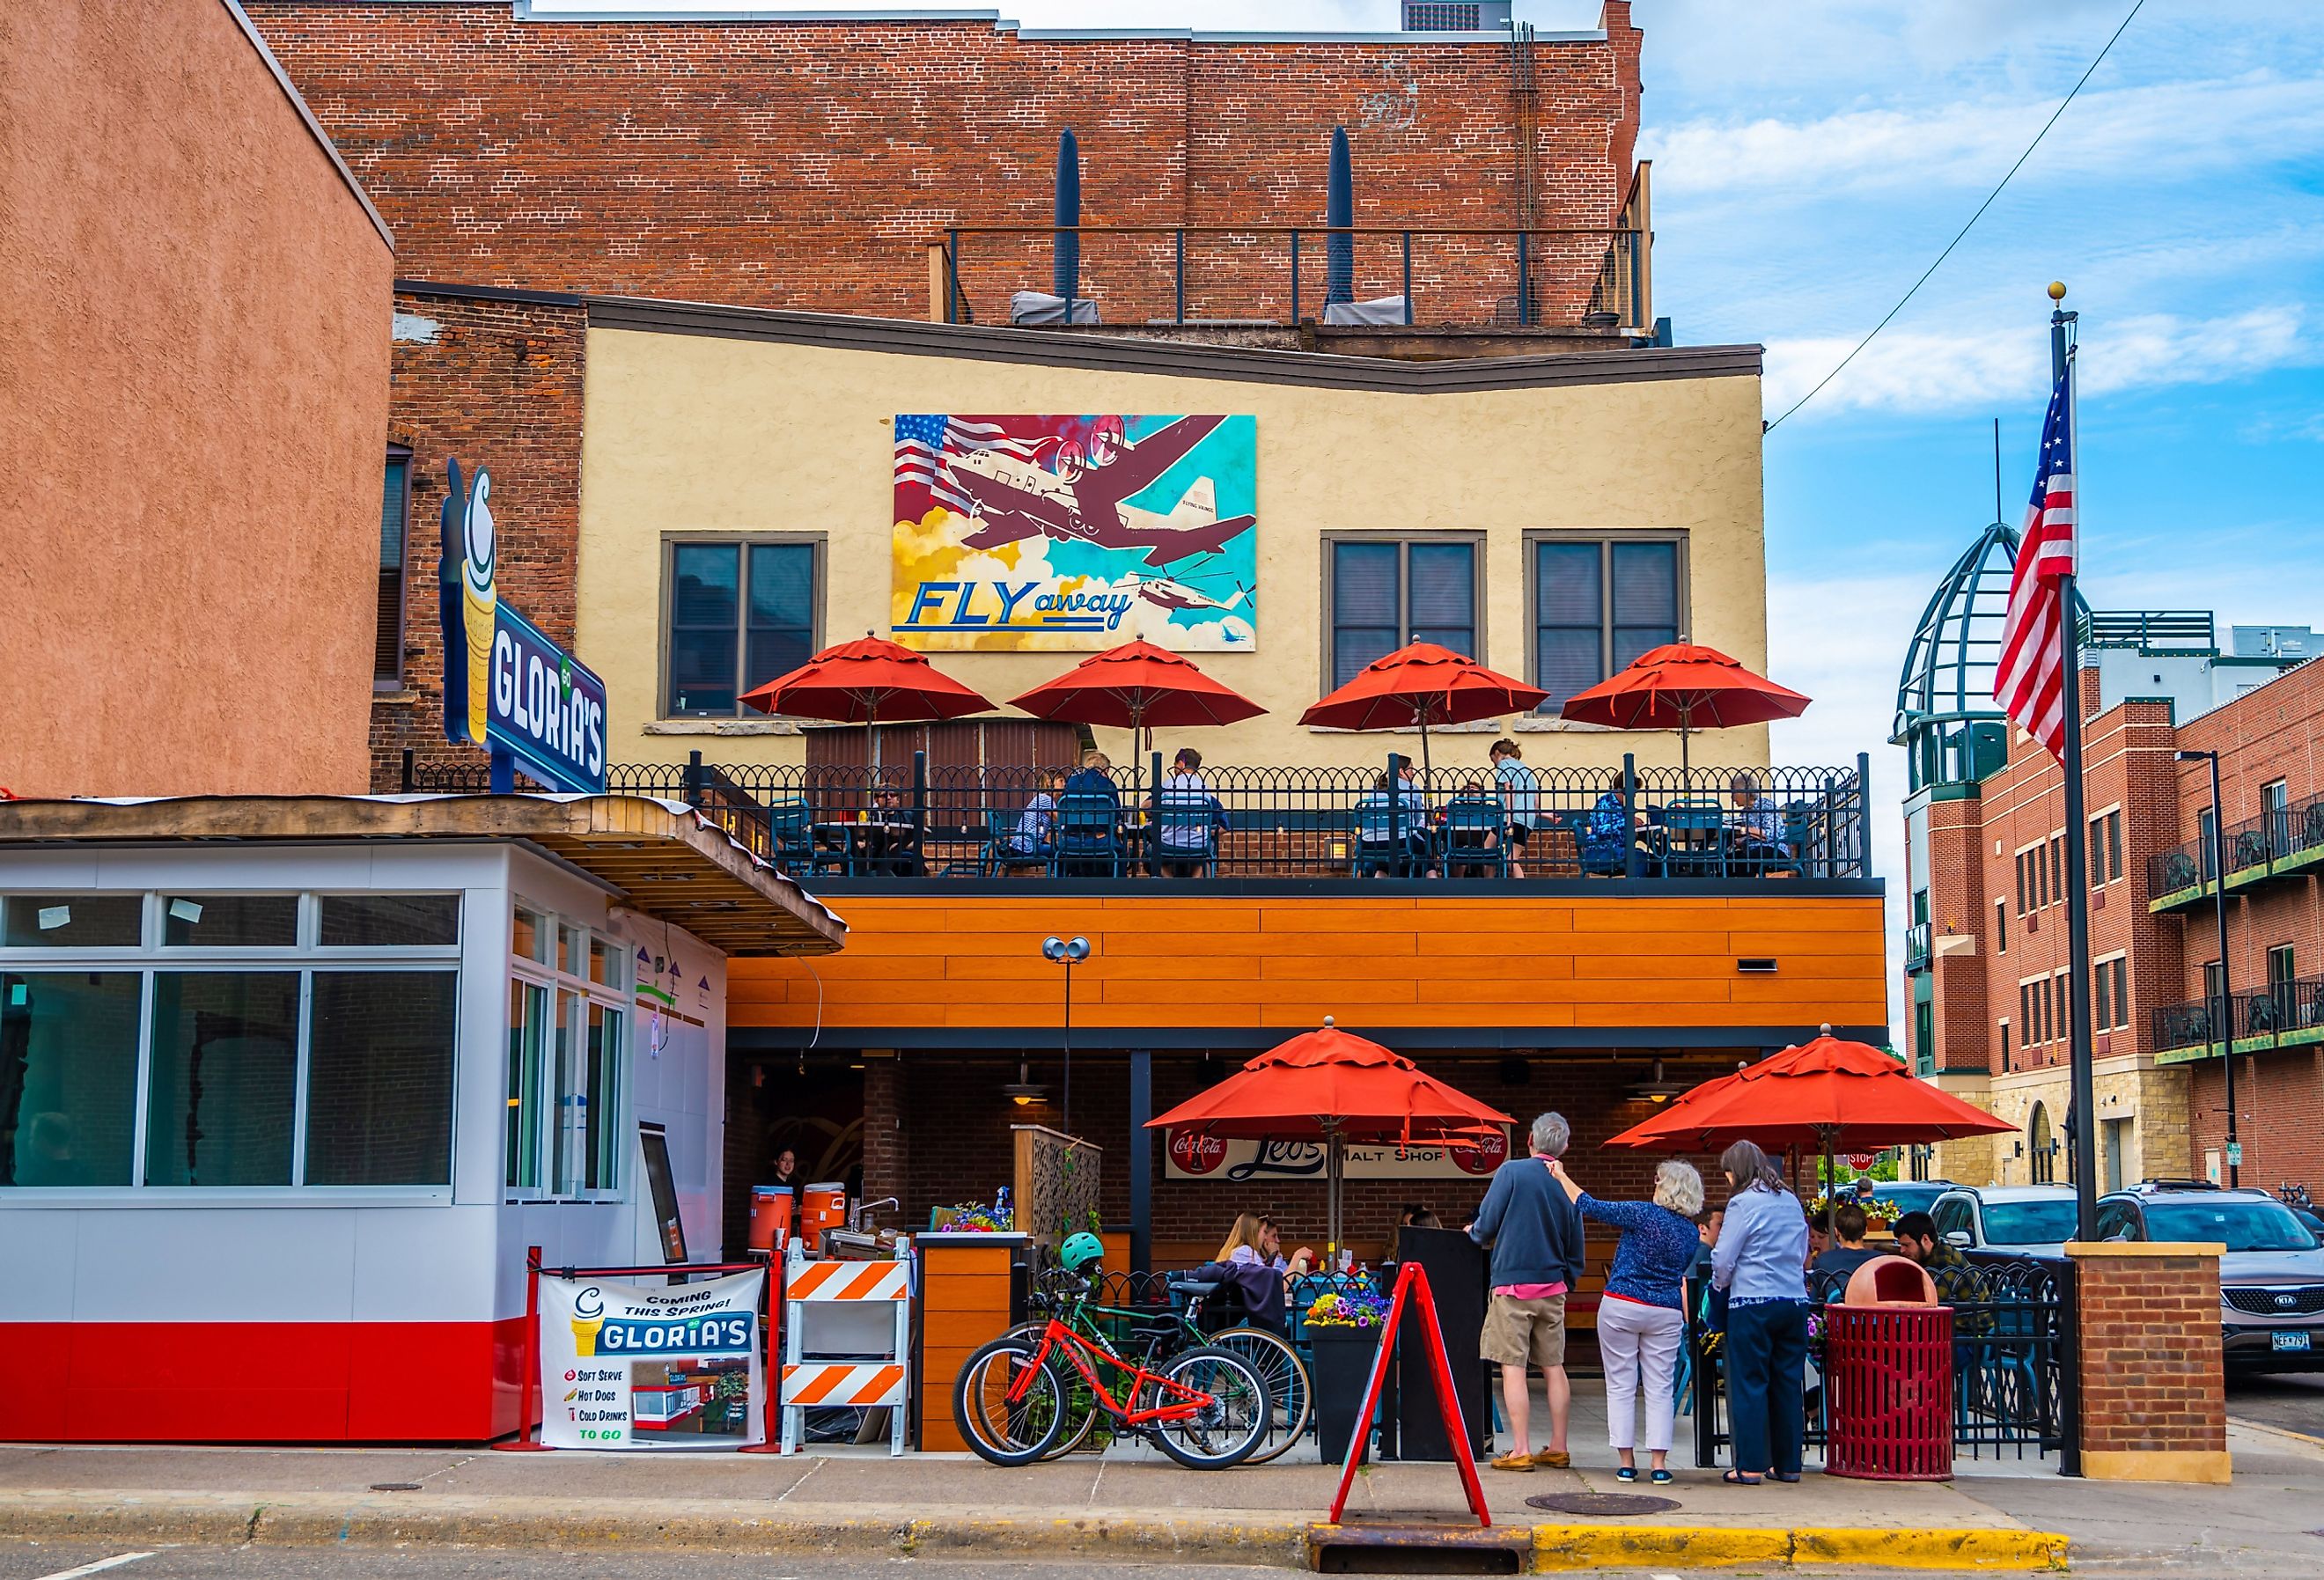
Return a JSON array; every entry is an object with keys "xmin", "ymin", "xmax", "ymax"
[
  {"xmin": 1927, "ymin": 1185, "xmax": 2080, "ymax": 1258},
  {"xmin": 2095, "ymin": 1185, "xmax": 2324, "ymax": 1373}
]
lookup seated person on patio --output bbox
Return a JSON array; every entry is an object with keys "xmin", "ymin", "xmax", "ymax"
[
  {"xmin": 1811, "ymin": 1201, "xmax": 1880, "ymax": 1288},
  {"xmin": 1582, "ymin": 789, "xmax": 1660, "ymax": 871},
  {"xmin": 1007, "ymin": 768, "xmax": 1065, "ymax": 862},
  {"xmin": 1491, "ymin": 738, "xmax": 1546, "ymax": 878},
  {"xmin": 1065, "ymin": 750, "xmax": 1122, "ymax": 807},
  {"xmin": 1152, "ymin": 747, "xmax": 1229, "ymax": 877},
  {"xmin": 1728, "ymin": 773, "xmax": 1791, "ymax": 864},
  {"xmin": 1356, "ymin": 768, "xmax": 1434, "ymax": 876},
  {"xmin": 1892, "ymin": 1210, "xmax": 1993, "ymax": 1333},
  {"xmin": 1438, "ymin": 776, "xmax": 1503, "ymax": 874},
  {"xmin": 868, "ymin": 787, "xmax": 923, "ymax": 876},
  {"xmin": 1056, "ymin": 751, "xmax": 1124, "ymax": 874}
]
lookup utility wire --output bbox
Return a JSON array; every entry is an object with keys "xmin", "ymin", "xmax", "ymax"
[{"xmin": 1764, "ymin": 0, "xmax": 2145, "ymax": 434}]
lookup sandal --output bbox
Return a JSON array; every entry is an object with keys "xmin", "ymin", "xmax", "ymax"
[
  {"xmin": 1772, "ymin": 1472, "xmax": 1802, "ymax": 1483},
  {"xmin": 1721, "ymin": 1469, "xmax": 1763, "ymax": 1485},
  {"xmin": 1651, "ymin": 1469, "xmax": 1674, "ymax": 1485},
  {"xmin": 1614, "ymin": 1466, "xmax": 1637, "ymax": 1482}
]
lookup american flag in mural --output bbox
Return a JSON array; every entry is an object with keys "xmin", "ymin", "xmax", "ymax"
[
  {"xmin": 1994, "ymin": 363, "xmax": 2078, "ymax": 761},
  {"xmin": 893, "ymin": 414, "xmax": 1070, "ymax": 521}
]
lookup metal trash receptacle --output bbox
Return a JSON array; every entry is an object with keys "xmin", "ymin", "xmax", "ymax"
[{"xmin": 1823, "ymin": 1301, "xmax": 1953, "ymax": 1481}]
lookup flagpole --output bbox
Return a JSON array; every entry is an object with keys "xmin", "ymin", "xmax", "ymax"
[{"xmin": 2049, "ymin": 282, "xmax": 2100, "ymax": 1244}]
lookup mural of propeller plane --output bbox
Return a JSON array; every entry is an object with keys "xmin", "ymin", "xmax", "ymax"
[{"xmin": 949, "ymin": 415, "xmax": 1256, "ymax": 568}]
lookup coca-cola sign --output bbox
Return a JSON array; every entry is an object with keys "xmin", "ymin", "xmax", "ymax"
[{"xmin": 1163, "ymin": 1131, "xmax": 1511, "ymax": 1181}]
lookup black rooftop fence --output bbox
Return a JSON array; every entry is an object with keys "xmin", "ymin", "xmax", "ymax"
[{"xmin": 403, "ymin": 748, "xmax": 1872, "ymax": 883}]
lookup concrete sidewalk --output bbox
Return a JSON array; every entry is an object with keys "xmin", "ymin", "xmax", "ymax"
[{"xmin": 0, "ymin": 1422, "xmax": 2312, "ymax": 1571}]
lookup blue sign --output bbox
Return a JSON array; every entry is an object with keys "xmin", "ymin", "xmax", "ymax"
[{"xmin": 439, "ymin": 459, "xmax": 607, "ymax": 794}]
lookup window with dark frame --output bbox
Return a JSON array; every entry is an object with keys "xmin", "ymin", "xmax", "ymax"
[
  {"xmin": 1327, "ymin": 537, "xmax": 1479, "ymax": 689},
  {"xmin": 1995, "ymin": 897, "xmax": 2007, "ymax": 954},
  {"xmin": 2109, "ymin": 957, "xmax": 2129, "ymax": 1029},
  {"xmin": 2048, "ymin": 836, "xmax": 2062, "ymax": 906},
  {"xmin": 664, "ymin": 539, "xmax": 820, "ymax": 717},
  {"xmin": 1527, "ymin": 535, "xmax": 1682, "ymax": 711},
  {"xmin": 1999, "ymin": 1018, "xmax": 2011, "ymax": 1073},
  {"xmin": 2105, "ymin": 809, "xmax": 2123, "ymax": 882},
  {"xmin": 2014, "ymin": 852, "xmax": 2028, "ymax": 916},
  {"xmin": 2094, "ymin": 957, "xmax": 2112, "ymax": 1031},
  {"xmin": 375, "ymin": 449, "xmax": 412, "ymax": 689}
]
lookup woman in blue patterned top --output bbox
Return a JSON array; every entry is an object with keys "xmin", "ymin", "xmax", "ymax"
[{"xmin": 1547, "ymin": 1156, "xmax": 1703, "ymax": 1484}]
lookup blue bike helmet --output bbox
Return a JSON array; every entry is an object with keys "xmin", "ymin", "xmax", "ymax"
[{"xmin": 1059, "ymin": 1231, "xmax": 1105, "ymax": 1273}]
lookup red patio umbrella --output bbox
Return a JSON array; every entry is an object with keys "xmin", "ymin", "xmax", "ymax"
[
  {"xmin": 1009, "ymin": 639, "xmax": 1266, "ymax": 802},
  {"xmin": 1558, "ymin": 641, "xmax": 1809, "ymax": 790},
  {"xmin": 1298, "ymin": 643, "xmax": 1546, "ymax": 786},
  {"xmin": 1604, "ymin": 1026, "xmax": 2012, "ymax": 1190},
  {"xmin": 740, "ymin": 633, "xmax": 994, "ymax": 765},
  {"xmin": 1147, "ymin": 1018, "xmax": 1514, "ymax": 1256}
]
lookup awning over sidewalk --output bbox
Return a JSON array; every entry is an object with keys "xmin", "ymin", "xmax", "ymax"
[{"xmin": 0, "ymin": 793, "xmax": 846, "ymax": 956}]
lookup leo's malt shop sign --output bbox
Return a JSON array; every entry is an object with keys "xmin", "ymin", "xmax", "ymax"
[
  {"xmin": 538, "ymin": 1270, "xmax": 766, "ymax": 1449},
  {"xmin": 1166, "ymin": 1129, "xmax": 1508, "ymax": 1181},
  {"xmin": 438, "ymin": 458, "xmax": 607, "ymax": 793}
]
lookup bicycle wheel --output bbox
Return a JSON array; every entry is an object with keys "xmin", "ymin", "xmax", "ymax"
[
  {"xmin": 1139, "ymin": 1344, "xmax": 1268, "ymax": 1470},
  {"xmin": 1002, "ymin": 1320, "xmax": 1101, "ymax": 1460},
  {"xmin": 952, "ymin": 1336, "xmax": 1066, "ymax": 1466},
  {"xmin": 1208, "ymin": 1325, "xmax": 1313, "ymax": 1465}
]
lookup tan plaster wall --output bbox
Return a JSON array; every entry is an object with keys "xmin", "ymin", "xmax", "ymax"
[
  {"xmin": 0, "ymin": 0, "xmax": 392, "ymax": 796},
  {"xmin": 578, "ymin": 327, "xmax": 1769, "ymax": 774}
]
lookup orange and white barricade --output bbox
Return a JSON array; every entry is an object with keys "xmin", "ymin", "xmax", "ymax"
[{"xmin": 781, "ymin": 1241, "xmax": 914, "ymax": 1455}]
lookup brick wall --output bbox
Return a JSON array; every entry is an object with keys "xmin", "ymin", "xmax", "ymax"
[
  {"xmin": 2070, "ymin": 1247, "xmax": 2227, "ymax": 1478},
  {"xmin": 373, "ymin": 287, "xmax": 587, "ymax": 789},
  {"xmin": 246, "ymin": 3, "xmax": 1643, "ymax": 328}
]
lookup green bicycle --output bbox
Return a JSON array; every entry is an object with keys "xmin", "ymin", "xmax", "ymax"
[{"xmin": 1009, "ymin": 1237, "xmax": 1313, "ymax": 1465}]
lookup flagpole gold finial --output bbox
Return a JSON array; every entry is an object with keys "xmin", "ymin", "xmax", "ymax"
[{"xmin": 2047, "ymin": 281, "xmax": 2068, "ymax": 302}]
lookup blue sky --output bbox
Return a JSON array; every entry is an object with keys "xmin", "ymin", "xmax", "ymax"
[{"xmin": 982, "ymin": 0, "xmax": 2323, "ymax": 1033}]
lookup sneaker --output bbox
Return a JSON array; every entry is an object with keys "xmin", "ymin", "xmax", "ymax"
[
  {"xmin": 1651, "ymin": 1468, "xmax": 1675, "ymax": 1485},
  {"xmin": 1528, "ymin": 1450, "xmax": 1572, "ymax": 1469},
  {"xmin": 1614, "ymin": 1466, "xmax": 1638, "ymax": 1482},
  {"xmin": 1489, "ymin": 1451, "xmax": 1536, "ymax": 1473}
]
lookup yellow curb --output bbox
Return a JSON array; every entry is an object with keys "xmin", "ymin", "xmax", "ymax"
[{"xmin": 1531, "ymin": 1523, "xmax": 2069, "ymax": 1572}]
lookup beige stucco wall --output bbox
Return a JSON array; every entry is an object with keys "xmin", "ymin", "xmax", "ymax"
[
  {"xmin": 578, "ymin": 326, "xmax": 1768, "ymax": 775},
  {"xmin": 1932, "ymin": 1057, "xmax": 2192, "ymax": 1189},
  {"xmin": 0, "ymin": 0, "xmax": 393, "ymax": 796}
]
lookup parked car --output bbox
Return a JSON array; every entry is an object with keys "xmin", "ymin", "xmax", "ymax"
[
  {"xmin": 1863, "ymin": 1179, "xmax": 1955, "ymax": 1222},
  {"xmin": 2096, "ymin": 1186, "xmax": 2324, "ymax": 1372},
  {"xmin": 1928, "ymin": 1186, "xmax": 2080, "ymax": 1258}
]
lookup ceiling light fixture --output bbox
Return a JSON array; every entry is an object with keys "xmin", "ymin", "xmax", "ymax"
[
  {"xmin": 1625, "ymin": 1056, "xmax": 1693, "ymax": 1105},
  {"xmin": 1002, "ymin": 1058, "xmax": 1048, "ymax": 1107}
]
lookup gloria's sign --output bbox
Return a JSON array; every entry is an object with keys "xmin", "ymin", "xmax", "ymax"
[
  {"xmin": 438, "ymin": 459, "xmax": 607, "ymax": 792},
  {"xmin": 537, "ymin": 1270, "xmax": 767, "ymax": 1449},
  {"xmin": 892, "ymin": 413, "xmax": 1257, "ymax": 651},
  {"xmin": 1166, "ymin": 1130, "xmax": 1509, "ymax": 1181}
]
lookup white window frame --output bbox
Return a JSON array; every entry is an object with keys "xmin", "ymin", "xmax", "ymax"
[
  {"xmin": 0, "ymin": 888, "xmax": 463, "ymax": 1205},
  {"xmin": 505, "ymin": 904, "xmax": 631, "ymax": 1204}
]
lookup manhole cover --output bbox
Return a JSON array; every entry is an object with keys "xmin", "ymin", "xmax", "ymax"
[
  {"xmin": 369, "ymin": 1482, "xmax": 423, "ymax": 1493},
  {"xmin": 1524, "ymin": 1491, "xmax": 1681, "ymax": 1517}
]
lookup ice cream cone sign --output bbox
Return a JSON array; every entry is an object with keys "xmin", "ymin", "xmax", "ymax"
[
  {"xmin": 460, "ymin": 470, "xmax": 496, "ymax": 744},
  {"xmin": 570, "ymin": 1286, "xmax": 607, "ymax": 1357}
]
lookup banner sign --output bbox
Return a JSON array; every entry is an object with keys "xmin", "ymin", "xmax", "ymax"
[
  {"xmin": 1166, "ymin": 1130, "xmax": 1510, "ymax": 1182},
  {"xmin": 538, "ymin": 1269, "xmax": 766, "ymax": 1449},
  {"xmin": 438, "ymin": 459, "xmax": 608, "ymax": 793},
  {"xmin": 892, "ymin": 413, "xmax": 1257, "ymax": 651}
]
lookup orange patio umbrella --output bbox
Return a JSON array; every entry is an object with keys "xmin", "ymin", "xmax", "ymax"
[
  {"xmin": 1010, "ymin": 639, "xmax": 1265, "ymax": 802},
  {"xmin": 1605, "ymin": 1026, "xmax": 2012, "ymax": 1189},
  {"xmin": 1298, "ymin": 643, "xmax": 1546, "ymax": 785},
  {"xmin": 1559, "ymin": 641, "xmax": 1809, "ymax": 790},
  {"xmin": 1147, "ymin": 1018, "xmax": 1514, "ymax": 1256},
  {"xmin": 740, "ymin": 633, "xmax": 994, "ymax": 765}
]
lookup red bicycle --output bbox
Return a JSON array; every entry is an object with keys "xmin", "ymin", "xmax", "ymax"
[{"xmin": 952, "ymin": 1297, "xmax": 1269, "ymax": 1469}]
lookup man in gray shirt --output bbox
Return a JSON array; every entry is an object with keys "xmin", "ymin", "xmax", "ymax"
[{"xmin": 1468, "ymin": 1112, "xmax": 1586, "ymax": 1471}]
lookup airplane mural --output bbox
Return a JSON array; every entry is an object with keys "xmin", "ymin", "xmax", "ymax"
[{"xmin": 893, "ymin": 413, "xmax": 1257, "ymax": 651}]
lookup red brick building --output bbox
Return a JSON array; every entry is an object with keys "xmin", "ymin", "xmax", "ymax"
[{"xmin": 1897, "ymin": 522, "xmax": 2323, "ymax": 1194}]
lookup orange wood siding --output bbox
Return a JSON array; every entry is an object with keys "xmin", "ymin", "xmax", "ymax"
[
  {"xmin": 916, "ymin": 1242, "xmax": 1019, "ymax": 1452},
  {"xmin": 734, "ymin": 894, "xmax": 1885, "ymax": 1032}
]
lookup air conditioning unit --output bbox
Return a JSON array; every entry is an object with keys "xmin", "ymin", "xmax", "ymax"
[{"xmin": 1402, "ymin": 2, "xmax": 1512, "ymax": 31}]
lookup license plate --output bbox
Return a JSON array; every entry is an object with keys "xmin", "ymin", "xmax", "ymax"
[{"xmin": 2272, "ymin": 1331, "xmax": 2312, "ymax": 1353}]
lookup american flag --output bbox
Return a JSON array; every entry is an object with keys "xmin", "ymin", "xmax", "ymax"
[
  {"xmin": 893, "ymin": 414, "xmax": 1059, "ymax": 522},
  {"xmin": 1994, "ymin": 362, "xmax": 2078, "ymax": 761}
]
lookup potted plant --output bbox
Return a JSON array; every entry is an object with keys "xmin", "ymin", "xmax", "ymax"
[{"xmin": 1305, "ymin": 1285, "xmax": 1392, "ymax": 1464}]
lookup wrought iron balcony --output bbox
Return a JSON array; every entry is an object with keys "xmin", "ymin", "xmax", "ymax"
[
  {"xmin": 1904, "ymin": 922, "xmax": 1931, "ymax": 974},
  {"xmin": 2151, "ymin": 996, "xmax": 2217, "ymax": 1055},
  {"xmin": 2149, "ymin": 795, "xmax": 2324, "ymax": 913}
]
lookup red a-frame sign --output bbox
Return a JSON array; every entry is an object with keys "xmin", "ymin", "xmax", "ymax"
[{"xmin": 1326, "ymin": 1259, "xmax": 1490, "ymax": 1526}]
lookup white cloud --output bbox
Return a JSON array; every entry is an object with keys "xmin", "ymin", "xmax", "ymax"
[{"xmin": 1764, "ymin": 305, "xmax": 2313, "ymax": 419}]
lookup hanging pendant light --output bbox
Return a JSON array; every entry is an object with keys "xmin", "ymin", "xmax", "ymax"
[{"xmin": 1002, "ymin": 1058, "xmax": 1048, "ymax": 1107}]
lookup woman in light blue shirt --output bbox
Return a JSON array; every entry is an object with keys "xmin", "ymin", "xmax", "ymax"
[{"xmin": 1710, "ymin": 1139, "xmax": 1809, "ymax": 1484}]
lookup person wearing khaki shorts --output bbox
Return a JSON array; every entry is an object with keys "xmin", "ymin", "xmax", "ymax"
[{"xmin": 1467, "ymin": 1113, "xmax": 1585, "ymax": 1472}]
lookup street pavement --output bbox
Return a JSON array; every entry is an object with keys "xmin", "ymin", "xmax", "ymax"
[{"xmin": 2226, "ymin": 1370, "xmax": 2324, "ymax": 1442}]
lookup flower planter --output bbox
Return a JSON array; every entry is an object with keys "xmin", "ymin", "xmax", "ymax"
[{"xmin": 1309, "ymin": 1324, "xmax": 1387, "ymax": 1465}]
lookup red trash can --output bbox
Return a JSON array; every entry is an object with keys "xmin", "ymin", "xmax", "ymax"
[{"xmin": 1822, "ymin": 1302, "xmax": 1953, "ymax": 1481}]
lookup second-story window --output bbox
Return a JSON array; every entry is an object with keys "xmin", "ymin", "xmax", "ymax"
[
  {"xmin": 1995, "ymin": 896, "xmax": 2007, "ymax": 954},
  {"xmin": 1327, "ymin": 536, "xmax": 1479, "ymax": 688},
  {"xmin": 375, "ymin": 448, "xmax": 411, "ymax": 691},
  {"xmin": 663, "ymin": 538, "xmax": 820, "ymax": 717},
  {"xmin": 1527, "ymin": 534, "xmax": 1684, "ymax": 711}
]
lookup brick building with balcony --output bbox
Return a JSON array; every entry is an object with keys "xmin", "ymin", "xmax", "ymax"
[{"xmin": 1895, "ymin": 517, "xmax": 2320, "ymax": 1194}]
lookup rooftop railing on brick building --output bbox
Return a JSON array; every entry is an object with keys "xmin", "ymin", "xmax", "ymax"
[
  {"xmin": 927, "ymin": 223, "xmax": 1651, "ymax": 335},
  {"xmin": 400, "ymin": 749, "xmax": 1872, "ymax": 886}
]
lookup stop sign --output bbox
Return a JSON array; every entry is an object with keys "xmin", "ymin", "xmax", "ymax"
[{"xmin": 1846, "ymin": 1152, "xmax": 1877, "ymax": 1172}]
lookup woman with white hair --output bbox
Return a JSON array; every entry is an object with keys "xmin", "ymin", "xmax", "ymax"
[{"xmin": 1546, "ymin": 1156, "xmax": 1703, "ymax": 1483}]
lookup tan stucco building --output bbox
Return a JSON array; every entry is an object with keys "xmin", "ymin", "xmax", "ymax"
[
  {"xmin": 572, "ymin": 302, "xmax": 1769, "ymax": 775},
  {"xmin": 0, "ymin": 0, "xmax": 393, "ymax": 797}
]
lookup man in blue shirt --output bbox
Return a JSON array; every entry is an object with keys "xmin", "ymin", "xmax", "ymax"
[{"xmin": 1467, "ymin": 1113, "xmax": 1586, "ymax": 1471}]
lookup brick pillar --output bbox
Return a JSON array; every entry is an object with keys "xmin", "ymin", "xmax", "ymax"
[
  {"xmin": 2067, "ymin": 1241, "xmax": 2229, "ymax": 1483},
  {"xmin": 862, "ymin": 1051, "xmax": 906, "ymax": 1209}
]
